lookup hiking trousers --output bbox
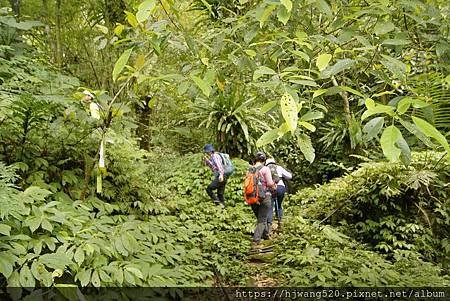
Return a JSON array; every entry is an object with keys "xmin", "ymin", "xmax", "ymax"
[
  {"xmin": 206, "ymin": 174, "xmax": 228, "ymax": 203},
  {"xmin": 251, "ymin": 193, "xmax": 271, "ymax": 243},
  {"xmin": 268, "ymin": 185, "xmax": 286, "ymax": 224}
]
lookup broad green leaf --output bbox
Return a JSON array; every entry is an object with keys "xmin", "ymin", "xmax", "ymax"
[
  {"xmin": 380, "ymin": 125, "xmax": 402, "ymax": 162},
  {"xmin": 0, "ymin": 224, "xmax": 11, "ymax": 236},
  {"xmin": 121, "ymin": 233, "xmax": 134, "ymax": 253},
  {"xmin": 41, "ymin": 219, "xmax": 53, "ymax": 232},
  {"xmin": 99, "ymin": 270, "xmax": 112, "ymax": 283},
  {"xmin": 289, "ymin": 79, "xmax": 318, "ymax": 87},
  {"xmin": 297, "ymin": 133, "xmax": 315, "ymax": 163},
  {"xmin": 280, "ymin": 92, "xmax": 298, "ymax": 133},
  {"xmin": 31, "ymin": 261, "xmax": 50, "ymax": 283},
  {"xmin": 396, "ymin": 137, "xmax": 411, "ymax": 165},
  {"xmin": 399, "ymin": 119, "xmax": 434, "ymax": 148},
  {"xmin": 349, "ymin": 117, "xmax": 362, "ymax": 149},
  {"xmin": 300, "ymin": 110, "xmax": 324, "ymax": 121},
  {"xmin": 253, "ymin": 66, "xmax": 277, "ymax": 81},
  {"xmin": 125, "ymin": 11, "xmax": 138, "ymax": 28},
  {"xmin": 380, "ymin": 54, "xmax": 407, "ymax": 81},
  {"xmin": 256, "ymin": 128, "xmax": 279, "ymax": 147},
  {"xmin": 316, "ymin": 54, "xmax": 332, "ymax": 71},
  {"xmin": 339, "ymin": 86, "xmax": 364, "ymax": 97},
  {"xmin": 322, "ymin": 59, "xmax": 355, "ymax": 78},
  {"xmin": 190, "ymin": 75, "xmax": 211, "ymax": 97},
  {"xmin": 397, "ymin": 97, "xmax": 429, "ymax": 114},
  {"xmin": 136, "ymin": 0, "xmax": 156, "ymax": 23},
  {"xmin": 289, "ymin": 49, "xmax": 310, "ymax": 62},
  {"xmin": 77, "ymin": 269, "xmax": 92, "ymax": 287},
  {"xmin": 277, "ymin": 6, "xmax": 290, "ymax": 25},
  {"xmin": 19, "ymin": 265, "xmax": 35, "ymax": 287},
  {"xmin": 412, "ymin": 116, "xmax": 450, "ymax": 153},
  {"xmin": 25, "ymin": 217, "xmax": 41, "ymax": 233},
  {"xmin": 113, "ymin": 267, "xmax": 124, "ymax": 285},
  {"xmin": 261, "ymin": 101, "xmax": 277, "ymax": 113},
  {"xmin": 114, "ymin": 24, "xmax": 124, "ymax": 36},
  {"xmin": 124, "ymin": 270, "xmax": 136, "ymax": 285},
  {"xmin": 0, "ymin": 254, "xmax": 14, "ymax": 278},
  {"xmin": 7, "ymin": 271, "xmax": 20, "ymax": 290},
  {"xmin": 312, "ymin": 89, "xmax": 327, "ymax": 98},
  {"xmin": 39, "ymin": 253, "xmax": 72, "ymax": 270},
  {"xmin": 315, "ymin": 0, "xmax": 332, "ymax": 16},
  {"xmin": 244, "ymin": 49, "xmax": 256, "ymax": 57},
  {"xmin": 258, "ymin": 4, "xmax": 277, "ymax": 28},
  {"xmin": 277, "ymin": 123, "xmax": 290, "ymax": 136},
  {"xmin": 114, "ymin": 237, "xmax": 128, "ymax": 256},
  {"xmin": 298, "ymin": 121, "xmax": 316, "ymax": 132},
  {"xmin": 361, "ymin": 100, "xmax": 395, "ymax": 120},
  {"xmin": 91, "ymin": 270, "xmax": 101, "ymax": 288},
  {"xmin": 281, "ymin": 0, "xmax": 293, "ymax": 12},
  {"xmin": 363, "ymin": 117, "xmax": 384, "ymax": 140},
  {"xmin": 112, "ymin": 48, "xmax": 133, "ymax": 82},
  {"xmin": 74, "ymin": 247, "xmax": 85, "ymax": 265},
  {"xmin": 374, "ymin": 21, "xmax": 395, "ymax": 35},
  {"xmin": 125, "ymin": 267, "xmax": 144, "ymax": 279}
]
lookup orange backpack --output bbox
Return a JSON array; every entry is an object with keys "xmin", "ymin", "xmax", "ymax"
[{"xmin": 244, "ymin": 165, "xmax": 265, "ymax": 205}]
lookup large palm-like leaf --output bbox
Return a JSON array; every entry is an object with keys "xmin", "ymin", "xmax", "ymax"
[{"xmin": 187, "ymin": 90, "xmax": 273, "ymax": 156}]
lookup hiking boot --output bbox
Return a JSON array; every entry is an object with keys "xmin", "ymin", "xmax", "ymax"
[{"xmin": 262, "ymin": 231, "xmax": 272, "ymax": 240}]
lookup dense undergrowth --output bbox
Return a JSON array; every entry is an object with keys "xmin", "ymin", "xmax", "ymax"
[
  {"xmin": 1, "ymin": 140, "xmax": 450, "ymax": 293},
  {"xmin": 270, "ymin": 152, "xmax": 450, "ymax": 286}
]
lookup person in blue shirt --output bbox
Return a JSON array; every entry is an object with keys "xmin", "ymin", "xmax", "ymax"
[{"xmin": 203, "ymin": 144, "xmax": 227, "ymax": 208}]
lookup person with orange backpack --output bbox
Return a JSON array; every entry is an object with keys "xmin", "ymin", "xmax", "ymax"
[{"xmin": 244, "ymin": 151, "xmax": 276, "ymax": 251}]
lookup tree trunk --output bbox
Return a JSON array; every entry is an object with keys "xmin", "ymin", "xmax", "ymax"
[
  {"xmin": 332, "ymin": 76, "xmax": 351, "ymax": 124},
  {"xmin": 137, "ymin": 96, "xmax": 152, "ymax": 150},
  {"xmin": 55, "ymin": 0, "xmax": 62, "ymax": 67},
  {"xmin": 8, "ymin": 0, "xmax": 20, "ymax": 19},
  {"xmin": 42, "ymin": 0, "xmax": 56, "ymax": 63}
]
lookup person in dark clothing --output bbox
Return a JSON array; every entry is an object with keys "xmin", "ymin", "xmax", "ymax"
[
  {"xmin": 250, "ymin": 151, "xmax": 276, "ymax": 251},
  {"xmin": 265, "ymin": 158, "xmax": 292, "ymax": 232},
  {"xmin": 203, "ymin": 144, "xmax": 227, "ymax": 208}
]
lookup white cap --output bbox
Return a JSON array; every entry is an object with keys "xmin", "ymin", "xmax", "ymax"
[
  {"xmin": 83, "ymin": 90, "xmax": 94, "ymax": 99},
  {"xmin": 265, "ymin": 158, "xmax": 276, "ymax": 165}
]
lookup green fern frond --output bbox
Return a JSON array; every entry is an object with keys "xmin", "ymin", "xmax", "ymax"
[{"xmin": 409, "ymin": 73, "xmax": 450, "ymax": 131}]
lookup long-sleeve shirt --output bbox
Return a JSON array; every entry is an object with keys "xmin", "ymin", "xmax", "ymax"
[
  {"xmin": 204, "ymin": 153, "xmax": 224, "ymax": 176},
  {"xmin": 275, "ymin": 165, "xmax": 292, "ymax": 187},
  {"xmin": 256, "ymin": 163, "xmax": 275, "ymax": 191}
]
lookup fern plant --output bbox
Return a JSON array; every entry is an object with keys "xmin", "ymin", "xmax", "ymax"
[
  {"xmin": 187, "ymin": 87, "xmax": 272, "ymax": 156},
  {"xmin": 408, "ymin": 72, "xmax": 450, "ymax": 132}
]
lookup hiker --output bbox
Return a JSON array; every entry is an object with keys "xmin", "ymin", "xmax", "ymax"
[
  {"xmin": 265, "ymin": 158, "xmax": 292, "ymax": 232},
  {"xmin": 203, "ymin": 144, "xmax": 227, "ymax": 208},
  {"xmin": 249, "ymin": 151, "xmax": 276, "ymax": 251}
]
